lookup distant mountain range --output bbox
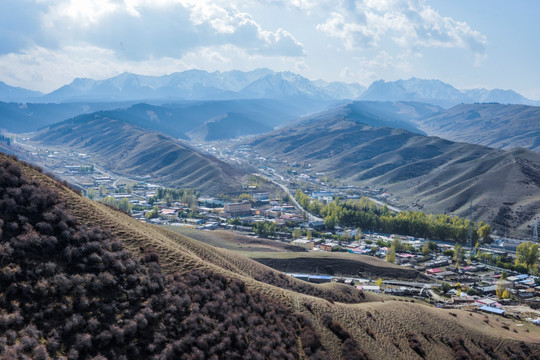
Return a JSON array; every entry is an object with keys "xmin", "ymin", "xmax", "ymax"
[
  {"xmin": 358, "ymin": 78, "xmax": 540, "ymax": 107},
  {"xmin": 1, "ymin": 70, "xmax": 538, "ymax": 106},
  {"xmin": 249, "ymin": 111, "xmax": 540, "ymax": 232},
  {"xmin": 0, "ymin": 81, "xmax": 43, "ymax": 102},
  {"xmin": 33, "ymin": 118, "xmax": 250, "ymax": 195},
  {"xmin": 411, "ymin": 103, "xmax": 540, "ymax": 153}
]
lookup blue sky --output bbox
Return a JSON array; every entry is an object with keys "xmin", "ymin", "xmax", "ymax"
[{"xmin": 1, "ymin": 0, "xmax": 539, "ymax": 98}]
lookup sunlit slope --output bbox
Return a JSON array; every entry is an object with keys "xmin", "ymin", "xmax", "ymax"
[{"xmin": 250, "ymin": 119, "xmax": 540, "ymax": 232}]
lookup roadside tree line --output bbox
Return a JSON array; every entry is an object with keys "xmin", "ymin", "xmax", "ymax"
[{"xmin": 295, "ymin": 190, "xmax": 492, "ymax": 243}]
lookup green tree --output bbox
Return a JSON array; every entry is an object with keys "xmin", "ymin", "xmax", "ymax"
[
  {"xmin": 477, "ymin": 223, "xmax": 492, "ymax": 242},
  {"xmin": 516, "ymin": 241, "xmax": 539, "ymax": 274},
  {"xmin": 238, "ymin": 193, "xmax": 252, "ymax": 201},
  {"xmin": 118, "ymin": 198, "xmax": 132, "ymax": 213},
  {"xmin": 392, "ymin": 237, "xmax": 404, "ymax": 252},
  {"xmin": 440, "ymin": 282, "xmax": 451, "ymax": 294},
  {"xmin": 375, "ymin": 278, "xmax": 383, "ymax": 287},
  {"xmin": 495, "ymin": 278, "xmax": 509, "ymax": 298},
  {"xmin": 386, "ymin": 247, "xmax": 396, "ymax": 263},
  {"xmin": 355, "ymin": 228, "xmax": 362, "ymax": 241},
  {"xmin": 86, "ymin": 188, "xmax": 95, "ymax": 200},
  {"xmin": 145, "ymin": 206, "xmax": 159, "ymax": 219},
  {"xmin": 453, "ymin": 244, "xmax": 464, "ymax": 268},
  {"xmin": 292, "ymin": 228, "xmax": 302, "ymax": 239},
  {"xmin": 324, "ymin": 214, "xmax": 337, "ymax": 230},
  {"xmin": 306, "ymin": 229, "xmax": 312, "ymax": 240}
]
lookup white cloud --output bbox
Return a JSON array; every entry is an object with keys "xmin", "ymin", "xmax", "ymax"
[
  {"xmin": 1, "ymin": 0, "xmax": 305, "ymax": 60},
  {"xmin": 316, "ymin": 0, "xmax": 486, "ymax": 54}
]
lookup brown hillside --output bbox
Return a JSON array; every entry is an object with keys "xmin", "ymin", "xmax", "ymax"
[
  {"xmin": 249, "ymin": 119, "xmax": 540, "ymax": 233},
  {"xmin": 32, "ymin": 117, "xmax": 247, "ymax": 195},
  {"xmin": 3, "ymin": 152, "xmax": 539, "ymax": 360},
  {"xmin": 414, "ymin": 103, "xmax": 540, "ymax": 153}
]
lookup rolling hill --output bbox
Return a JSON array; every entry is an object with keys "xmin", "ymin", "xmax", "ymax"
[
  {"xmin": 32, "ymin": 116, "xmax": 248, "ymax": 195},
  {"xmin": 1, "ymin": 151, "xmax": 539, "ymax": 359},
  {"xmin": 411, "ymin": 103, "xmax": 540, "ymax": 153},
  {"xmin": 0, "ymin": 98, "xmax": 333, "ymax": 141},
  {"xmin": 0, "ymin": 101, "xmax": 140, "ymax": 133},
  {"xmin": 85, "ymin": 99, "xmax": 329, "ymax": 141},
  {"xmin": 294, "ymin": 100, "xmax": 443, "ymax": 135},
  {"xmin": 249, "ymin": 116, "xmax": 540, "ymax": 233}
]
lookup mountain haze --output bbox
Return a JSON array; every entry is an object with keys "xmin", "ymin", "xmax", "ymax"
[
  {"xmin": 40, "ymin": 69, "xmax": 363, "ymax": 103},
  {"xmin": 2, "ymin": 70, "xmax": 537, "ymax": 107},
  {"xmin": 359, "ymin": 78, "xmax": 540, "ymax": 108},
  {"xmin": 0, "ymin": 81, "xmax": 43, "ymax": 102}
]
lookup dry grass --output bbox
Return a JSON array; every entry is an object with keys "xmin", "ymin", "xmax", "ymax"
[{"xmin": 6, "ymin": 152, "xmax": 540, "ymax": 360}]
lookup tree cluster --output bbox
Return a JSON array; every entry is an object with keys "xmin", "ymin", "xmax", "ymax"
[
  {"xmin": 149, "ymin": 188, "xmax": 198, "ymax": 208},
  {"xmin": 100, "ymin": 196, "xmax": 133, "ymax": 213},
  {"xmin": 295, "ymin": 191, "xmax": 490, "ymax": 243},
  {"xmin": 0, "ymin": 159, "xmax": 330, "ymax": 359}
]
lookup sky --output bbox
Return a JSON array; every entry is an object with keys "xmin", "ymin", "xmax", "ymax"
[{"xmin": 1, "ymin": 0, "xmax": 539, "ymax": 98}]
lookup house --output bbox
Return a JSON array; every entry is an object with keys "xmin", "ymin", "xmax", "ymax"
[
  {"xmin": 479, "ymin": 306, "xmax": 505, "ymax": 315},
  {"xmin": 320, "ymin": 243, "xmax": 339, "ymax": 252},
  {"xmin": 475, "ymin": 298, "xmax": 502, "ymax": 308},
  {"xmin": 300, "ymin": 221, "xmax": 325, "ymax": 230},
  {"xmin": 307, "ymin": 275, "xmax": 332, "ymax": 283},
  {"xmin": 426, "ymin": 268, "xmax": 443, "ymax": 275},
  {"xmin": 224, "ymin": 201, "xmax": 252, "ymax": 217},
  {"xmin": 357, "ymin": 285, "xmax": 381, "ymax": 293},
  {"xmin": 477, "ymin": 285, "xmax": 497, "ymax": 295},
  {"xmin": 291, "ymin": 239, "xmax": 314, "ymax": 250}
]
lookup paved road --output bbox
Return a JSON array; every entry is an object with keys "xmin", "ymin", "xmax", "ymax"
[{"xmin": 256, "ymin": 172, "xmax": 323, "ymax": 222}]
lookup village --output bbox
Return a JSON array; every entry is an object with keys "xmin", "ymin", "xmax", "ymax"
[{"xmin": 16, "ymin": 141, "xmax": 540, "ymax": 326}]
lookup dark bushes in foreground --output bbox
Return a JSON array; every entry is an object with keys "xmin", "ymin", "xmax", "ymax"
[{"xmin": 0, "ymin": 159, "xmax": 329, "ymax": 359}]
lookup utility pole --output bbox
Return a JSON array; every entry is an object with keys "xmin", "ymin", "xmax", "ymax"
[
  {"xmin": 533, "ymin": 216, "xmax": 538, "ymax": 242},
  {"xmin": 468, "ymin": 201, "xmax": 473, "ymax": 253}
]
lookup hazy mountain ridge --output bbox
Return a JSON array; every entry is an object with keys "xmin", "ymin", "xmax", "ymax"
[
  {"xmin": 249, "ymin": 115, "xmax": 540, "ymax": 232},
  {"xmin": 295, "ymin": 100, "xmax": 442, "ymax": 135},
  {"xmin": 0, "ymin": 98, "xmax": 334, "ymax": 142},
  {"xmin": 359, "ymin": 78, "xmax": 540, "ymax": 108},
  {"xmin": 38, "ymin": 69, "xmax": 365, "ymax": 103},
  {"xmin": 412, "ymin": 103, "xmax": 540, "ymax": 153},
  {"xmin": 0, "ymin": 101, "xmax": 142, "ymax": 133},
  {"xmin": 0, "ymin": 80, "xmax": 43, "ymax": 102},
  {"xmin": 2, "ymin": 70, "xmax": 537, "ymax": 106},
  {"xmin": 33, "ymin": 117, "xmax": 248, "ymax": 195}
]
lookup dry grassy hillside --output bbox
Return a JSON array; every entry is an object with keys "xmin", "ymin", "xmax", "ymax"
[
  {"xmin": 414, "ymin": 103, "xmax": 540, "ymax": 153},
  {"xmin": 249, "ymin": 119, "xmax": 540, "ymax": 233},
  {"xmin": 33, "ymin": 117, "xmax": 247, "ymax": 195},
  {"xmin": 3, "ymin": 152, "xmax": 539, "ymax": 360}
]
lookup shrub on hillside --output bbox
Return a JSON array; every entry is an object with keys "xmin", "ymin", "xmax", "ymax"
[{"xmin": 0, "ymin": 159, "xmax": 329, "ymax": 359}]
